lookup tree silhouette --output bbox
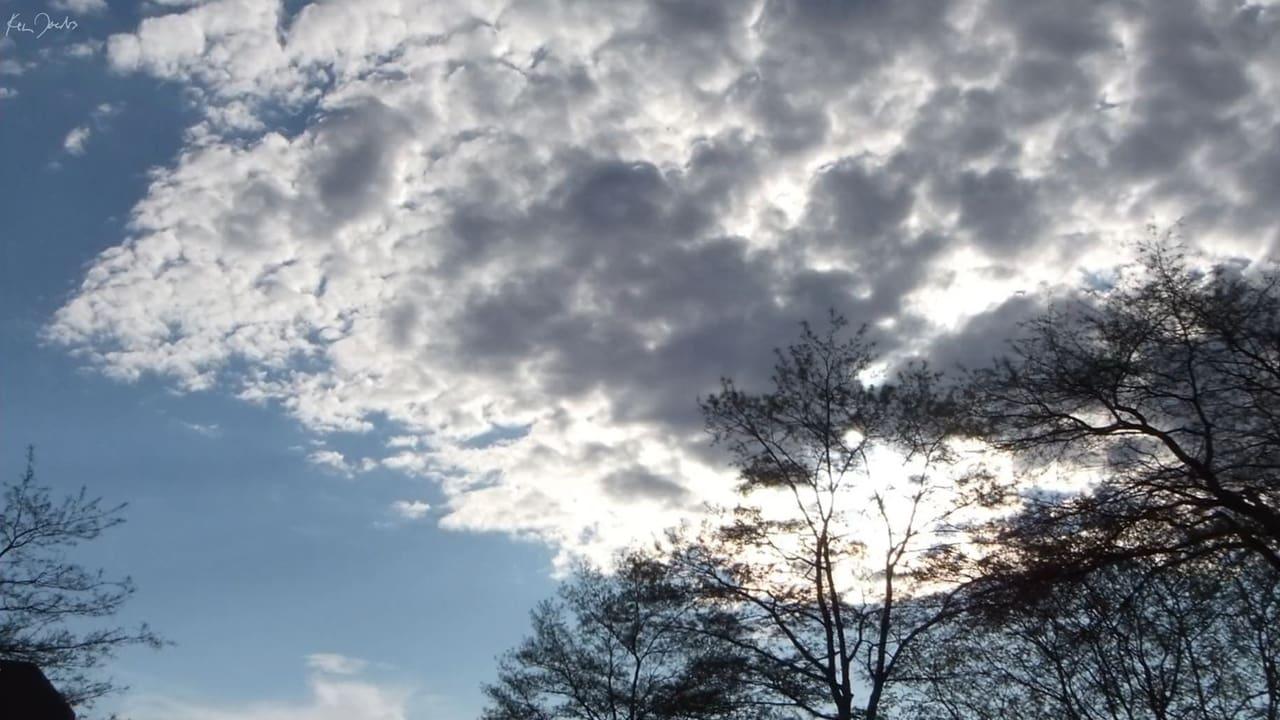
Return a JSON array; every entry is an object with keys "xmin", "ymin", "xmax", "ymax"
[
  {"xmin": 968, "ymin": 240, "xmax": 1280, "ymax": 584},
  {"xmin": 898, "ymin": 554, "xmax": 1280, "ymax": 720},
  {"xmin": 672, "ymin": 316, "xmax": 988, "ymax": 720},
  {"xmin": 0, "ymin": 447, "xmax": 162, "ymax": 712},
  {"xmin": 485, "ymin": 239, "xmax": 1280, "ymax": 720},
  {"xmin": 483, "ymin": 550, "xmax": 771, "ymax": 720}
]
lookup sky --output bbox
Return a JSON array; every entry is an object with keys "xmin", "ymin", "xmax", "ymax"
[{"xmin": 1, "ymin": 0, "xmax": 1279, "ymax": 718}]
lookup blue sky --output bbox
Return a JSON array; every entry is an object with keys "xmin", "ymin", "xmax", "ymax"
[
  {"xmin": 2, "ymin": 3, "xmax": 559, "ymax": 717},
  {"xmin": 3, "ymin": 0, "xmax": 1279, "ymax": 718}
]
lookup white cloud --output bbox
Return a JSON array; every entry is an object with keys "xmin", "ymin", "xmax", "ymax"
[
  {"xmin": 63, "ymin": 125, "xmax": 92, "ymax": 155},
  {"xmin": 308, "ymin": 450, "xmax": 348, "ymax": 470},
  {"xmin": 93, "ymin": 101, "xmax": 122, "ymax": 118},
  {"xmin": 180, "ymin": 421, "xmax": 221, "ymax": 437},
  {"xmin": 306, "ymin": 653, "xmax": 369, "ymax": 676},
  {"xmin": 125, "ymin": 662, "xmax": 409, "ymax": 720},
  {"xmin": 51, "ymin": 0, "xmax": 1280, "ymax": 567},
  {"xmin": 390, "ymin": 500, "xmax": 431, "ymax": 521},
  {"xmin": 60, "ymin": 103, "xmax": 122, "ymax": 158},
  {"xmin": 63, "ymin": 40, "xmax": 103, "ymax": 58},
  {"xmin": 308, "ymin": 448, "xmax": 368, "ymax": 476},
  {"xmin": 105, "ymin": 0, "xmax": 306, "ymax": 107}
]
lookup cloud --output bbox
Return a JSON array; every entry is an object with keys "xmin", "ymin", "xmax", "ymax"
[
  {"xmin": 125, "ymin": 659, "xmax": 408, "ymax": 720},
  {"xmin": 601, "ymin": 468, "xmax": 690, "ymax": 507},
  {"xmin": 306, "ymin": 653, "xmax": 369, "ymax": 676},
  {"xmin": 59, "ymin": 103, "xmax": 123, "ymax": 158},
  {"xmin": 389, "ymin": 500, "xmax": 432, "ymax": 521},
  {"xmin": 180, "ymin": 421, "xmax": 222, "ymax": 438},
  {"xmin": 63, "ymin": 126, "xmax": 92, "ymax": 155},
  {"xmin": 61, "ymin": 40, "xmax": 104, "ymax": 59},
  {"xmin": 51, "ymin": 0, "xmax": 1280, "ymax": 565},
  {"xmin": 306, "ymin": 450, "xmax": 371, "ymax": 477}
]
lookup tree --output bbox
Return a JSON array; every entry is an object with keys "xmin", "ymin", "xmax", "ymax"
[
  {"xmin": 1, "ymin": 447, "xmax": 162, "ymax": 712},
  {"xmin": 968, "ymin": 240, "xmax": 1280, "ymax": 583},
  {"xmin": 482, "ymin": 550, "xmax": 771, "ymax": 720},
  {"xmin": 897, "ymin": 553, "xmax": 1280, "ymax": 720},
  {"xmin": 671, "ymin": 316, "xmax": 987, "ymax": 720}
]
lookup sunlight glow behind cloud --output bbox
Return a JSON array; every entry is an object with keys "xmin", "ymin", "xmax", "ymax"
[{"xmin": 48, "ymin": 0, "xmax": 1280, "ymax": 566}]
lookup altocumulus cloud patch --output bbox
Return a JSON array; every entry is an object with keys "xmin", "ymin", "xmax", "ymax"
[{"xmin": 48, "ymin": 0, "xmax": 1280, "ymax": 565}]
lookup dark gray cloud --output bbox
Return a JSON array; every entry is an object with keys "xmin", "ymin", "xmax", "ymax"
[
  {"xmin": 906, "ymin": 88, "xmax": 1013, "ymax": 164},
  {"xmin": 729, "ymin": 73, "xmax": 831, "ymax": 154},
  {"xmin": 601, "ymin": 467, "xmax": 691, "ymax": 506},
  {"xmin": 308, "ymin": 99, "xmax": 415, "ymax": 225},
  {"xmin": 925, "ymin": 293, "xmax": 1047, "ymax": 374},
  {"xmin": 756, "ymin": 0, "xmax": 953, "ymax": 86},
  {"xmin": 1110, "ymin": 2, "xmax": 1254, "ymax": 180},
  {"xmin": 993, "ymin": 0, "xmax": 1114, "ymax": 60},
  {"xmin": 803, "ymin": 157, "xmax": 915, "ymax": 249},
  {"xmin": 947, "ymin": 167, "xmax": 1044, "ymax": 253}
]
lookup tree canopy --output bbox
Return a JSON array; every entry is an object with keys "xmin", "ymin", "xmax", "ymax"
[
  {"xmin": 670, "ymin": 316, "xmax": 984, "ymax": 720},
  {"xmin": 968, "ymin": 243, "xmax": 1280, "ymax": 586},
  {"xmin": 485, "ymin": 240, "xmax": 1280, "ymax": 720},
  {"xmin": 483, "ymin": 550, "xmax": 770, "ymax": 720}
]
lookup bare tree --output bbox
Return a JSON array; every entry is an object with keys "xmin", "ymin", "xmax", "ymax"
[
  {"xmin": 483, "ymin": 550, "xmax": 773, "ymax": 720},
  {"xmin": 671, "ymin": 316, "xmax": 987, "ymax": 720},
  {"xmin": 968, "ymin": 239, "xmax": 1280, "ymax": 582},
  {"xmin": 1, "ymin": 447, "xmax": 162, "ymax": 712},
  {"xmin": 897, "ymin": 554, "xmax": 1280, "ymax": 720}
]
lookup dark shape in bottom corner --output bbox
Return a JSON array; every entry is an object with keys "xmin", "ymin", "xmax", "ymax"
[{"xmin": 0, "ymin": 661, "xmax": 75, "ymax": 720}]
